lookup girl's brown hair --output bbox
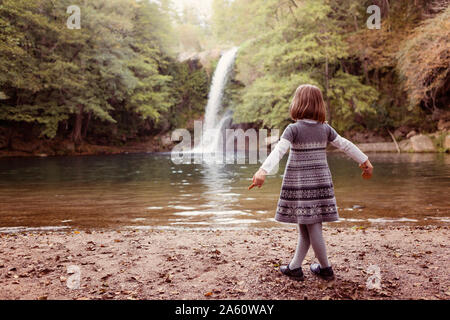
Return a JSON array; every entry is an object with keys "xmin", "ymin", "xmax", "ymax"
[{"xmin": 289, "ymin": 84, "xmax": 327, "ymax": 123}]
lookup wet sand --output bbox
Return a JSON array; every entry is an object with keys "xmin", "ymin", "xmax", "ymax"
[{"xmin": 0, "ymin": 225, "xmax": 448, "ymax": 300}]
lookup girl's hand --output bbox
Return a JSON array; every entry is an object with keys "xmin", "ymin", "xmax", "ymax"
[
  {"xmin": 359, "ymin": 159, "xmax": 373, "ymax": 179},
  {"xmin": 248, "ymin": 168, "xmax": 267, "ymax": 190}
]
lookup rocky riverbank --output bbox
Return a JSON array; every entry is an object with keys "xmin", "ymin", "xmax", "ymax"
[
  {"xmin": 0, "ymin": 125, "xmax": 449, "ymax": 158},
  {"xmin": 0, "ymin": 134, "xmax": 174, "ymax": 158},
  {"xmin": 352, "ymin": 132, "xmax": 450, "ymax": 153},
  {"xmin": 0, "ymin": 225, "xmax": 448, "ymax": 300}
]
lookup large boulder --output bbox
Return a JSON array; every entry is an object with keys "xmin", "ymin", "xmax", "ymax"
[
  {"xmin": 406, "ymin": 130, "xmax": 417, "ymax": 139},
  {"xmin": 438, "ymin": 120, "xmax": 450, "ymax": 131},
  {"xmin": 444, "ymin": 134, "xmax": 450, "ymax": 151},
  {"xmin": 355, "ymin": 142, "xmax": 398, "ymax": 152},
  {"xmin": 399, "ymin": 139, "xmax": 413, "ymax": 152},
  {"xmin": 347, "ymin": 131, "xmax": 388, "ymax": 143},
  {"xmin": 410, "ymin": 134, "xmax": 436, "ymax": 152}
]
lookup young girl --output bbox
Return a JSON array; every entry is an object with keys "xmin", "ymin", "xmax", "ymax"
[{"xmin": 249, "ymin": 84, "xmax": 373, "ymax": 281}]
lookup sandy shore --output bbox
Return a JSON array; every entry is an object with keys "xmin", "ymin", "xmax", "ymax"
[{"xmin": 0, "ymin": 225, "xmax": 448, "ymax": 300}]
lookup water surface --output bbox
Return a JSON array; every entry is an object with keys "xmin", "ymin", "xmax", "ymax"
[{"xmin": 0, "ymin": 152, "xmax": 448, "ymax": 231}]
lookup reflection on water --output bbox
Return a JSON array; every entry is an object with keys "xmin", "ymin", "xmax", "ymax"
[{"xmin": 0, "ymin": 152, "xmax": 448, "ymax": 231}]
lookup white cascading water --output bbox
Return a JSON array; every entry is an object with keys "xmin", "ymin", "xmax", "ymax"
[{"xmin": 195, "ymin": 47, "xmax": 239, "ymax": 153}]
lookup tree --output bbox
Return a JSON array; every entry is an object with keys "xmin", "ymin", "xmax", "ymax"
[
  {"xmin": 0, "ymin": 0, "xmax": 201, "ymax": 145},
  {"xmin": 396, "ymin": 6, "xmax": 450, "ymax": 113},
  {"xmin": 220, "ymin": 0, "xmax": 378, "ymax": 131}
]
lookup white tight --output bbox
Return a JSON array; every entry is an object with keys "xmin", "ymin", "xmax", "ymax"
[{"xmin": 288, "ymin": 222, "xmax": 330, "ymax": 269}]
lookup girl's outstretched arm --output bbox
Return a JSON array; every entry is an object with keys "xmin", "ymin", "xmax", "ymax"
[
  {"xmin": 260, "ymin": 138, "xmax": 291, "ymax": 174},
  {"xmin": 330, "ymin": 135, "xmax": 368, "ymax": 164},
  {"xmin": 330, "ymin": 135, "xmax": 373, "ymax": 179},
  {"xmin": 249, "ymin": 138, "xmax": 291, "ymax": 189}
]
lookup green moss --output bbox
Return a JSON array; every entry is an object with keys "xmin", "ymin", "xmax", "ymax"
[{"xmin": 429, "ymin": 131, "xmax": 448, "ymax": 153}]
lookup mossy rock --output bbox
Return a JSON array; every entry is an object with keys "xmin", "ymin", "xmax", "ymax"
[
  {"xmin": 428, "ymin": 131, "xmax": 449, "ymax": 153},
  {"xmin": 410, "ymin": 134, "xmax": 436, "ymax": 152},
  {"xmin": 399, "ymin": 134, "xmax": 438, "ymax": 153},
  {"xmin": 444, "ymin": 134, "xmax": 450, "ymax": 152}
]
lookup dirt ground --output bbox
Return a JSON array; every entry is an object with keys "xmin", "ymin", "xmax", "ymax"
[{"xmin": 0, "ymin": 225, "xmax": 448, "ymax": 300}]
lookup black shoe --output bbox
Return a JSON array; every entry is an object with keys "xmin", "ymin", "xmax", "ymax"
[
  {"xmin": 279, "ymin": 264, "xmax": 304, "ymax": 281},
  {"xmin": 310, "ymin": 263, "xmax": 335, "ymax": 281}
]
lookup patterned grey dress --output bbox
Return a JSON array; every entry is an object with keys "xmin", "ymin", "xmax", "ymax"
[{"xmin": 275, "ymin": 120, "xmax": 339, "ymax": 224}]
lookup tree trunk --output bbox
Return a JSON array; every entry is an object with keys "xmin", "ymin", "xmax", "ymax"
[
  {"xmin": 6, "ymin": 126, "xmax": 14, "ymax": 150},
  {"xmin": 324, "ymin": 55, "xmax": 332, "ymax": 125},
  {"xmin": 71, "ymin": 104, "xmax": 84, "ymax": 144},
  {"xmin": 82, "ymin": 111, "xmax": 92, "ymax": 139},
  {"xmin": 362, "ymin": 50, "xmax": 370, "ymax": 84},
  {"xmin": 353, "ymin": 14, "xmax": 370, "ymax": 84}
]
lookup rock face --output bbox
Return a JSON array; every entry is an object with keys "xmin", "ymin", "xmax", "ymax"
[
  {"xmin": 406, "ymin": 130, "xmax": 417, "ymax": 139},
  {"xmin": 444, "ymin": 134, "xmax": 450, "ymax": 151},
  {"xmin": 399, "ymin": 139, "xmax": 413, "ymax": 152},
  {"xmin": 410, "ymin": 134, "xmax": 436, "ymax": 152},
  {"xmin": 355, "ymin": 142, "xmax": 398, "ymax": 152},
  {"xmin": 346, "ymin": 131, "xmax": 388, "ymax": 143},
  {"xmin": 160, "ymin": 134, "xmax": 173, "ymax": 147},
  {"xmin": 438, "ymin": 120, "xmax": 450, "ymax": 131},
  {"xmin": 178, "ymin": 49, "xmax": 222, "ymax": 70}
]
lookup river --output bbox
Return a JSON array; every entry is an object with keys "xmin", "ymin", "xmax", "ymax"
[{"xmin": 0, "ymin": 152, "xmax": 448, "ymax": 232}]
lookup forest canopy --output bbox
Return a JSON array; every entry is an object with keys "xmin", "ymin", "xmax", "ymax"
[
  {"xmin": 0, "ymin": 0, "xmax": 209, "ymax": 145},
  {"xmin": 0, "ymin": 0, "xmax": 449, "ymax": 152},
  {"xmin": 211, "ymin": 0, "xmax": 449, "ymax": 132}
]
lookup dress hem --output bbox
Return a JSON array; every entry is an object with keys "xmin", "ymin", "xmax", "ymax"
[{"xmin": 274, "ymin": 214, "xmax": 339, "ymax": 225}]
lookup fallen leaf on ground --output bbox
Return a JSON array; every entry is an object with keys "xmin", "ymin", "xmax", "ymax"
[{"xmin": 101, "ymin": 274, "xmax": 112, "ymax": 281}]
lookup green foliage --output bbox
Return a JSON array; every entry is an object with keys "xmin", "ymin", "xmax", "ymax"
[
  {"xmin": 162, "ymin": 59, "xmax": 209, "ymax": 129},
  {"xmin": 345, "ymin": 0, "xmax": 449, "ymax": 130},
  {"xmin": 213, "ymin": 0, "xmax": 448, "ymax": 133},
  {"xmin": 396, "ymin": 6, "xmax": 450, "ymax": 111},
  {"xmin": 221, "ymin": 0, "xmax": 378, "ymax": 131},
  {"xmin": 234, "ymin": 73, "xmax": 316, "ymax": 129},
  {"xmin": 0, "ymin": 0, "xmax": 207, "ymax": 142},
  {"xmin": 328, "ymin": 71, "xmax": 379, "ymax": 131},
  {"xmin": 0, "ymin": 0, "xmax": 447, "ymax": 146}
]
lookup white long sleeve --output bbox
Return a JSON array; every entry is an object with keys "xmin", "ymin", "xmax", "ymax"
[
  {"xmin": 260, "ymin": 138, "xmax": 291, "ymax": 174},
  {"xmin": 330, "ymin": 135, "xmax": 368, "ymax": 164}
]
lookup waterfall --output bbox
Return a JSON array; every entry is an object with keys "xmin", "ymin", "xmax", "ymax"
[{"xmin": 195, "ymin": 47, "xmax": 239, "ymax": 153}]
